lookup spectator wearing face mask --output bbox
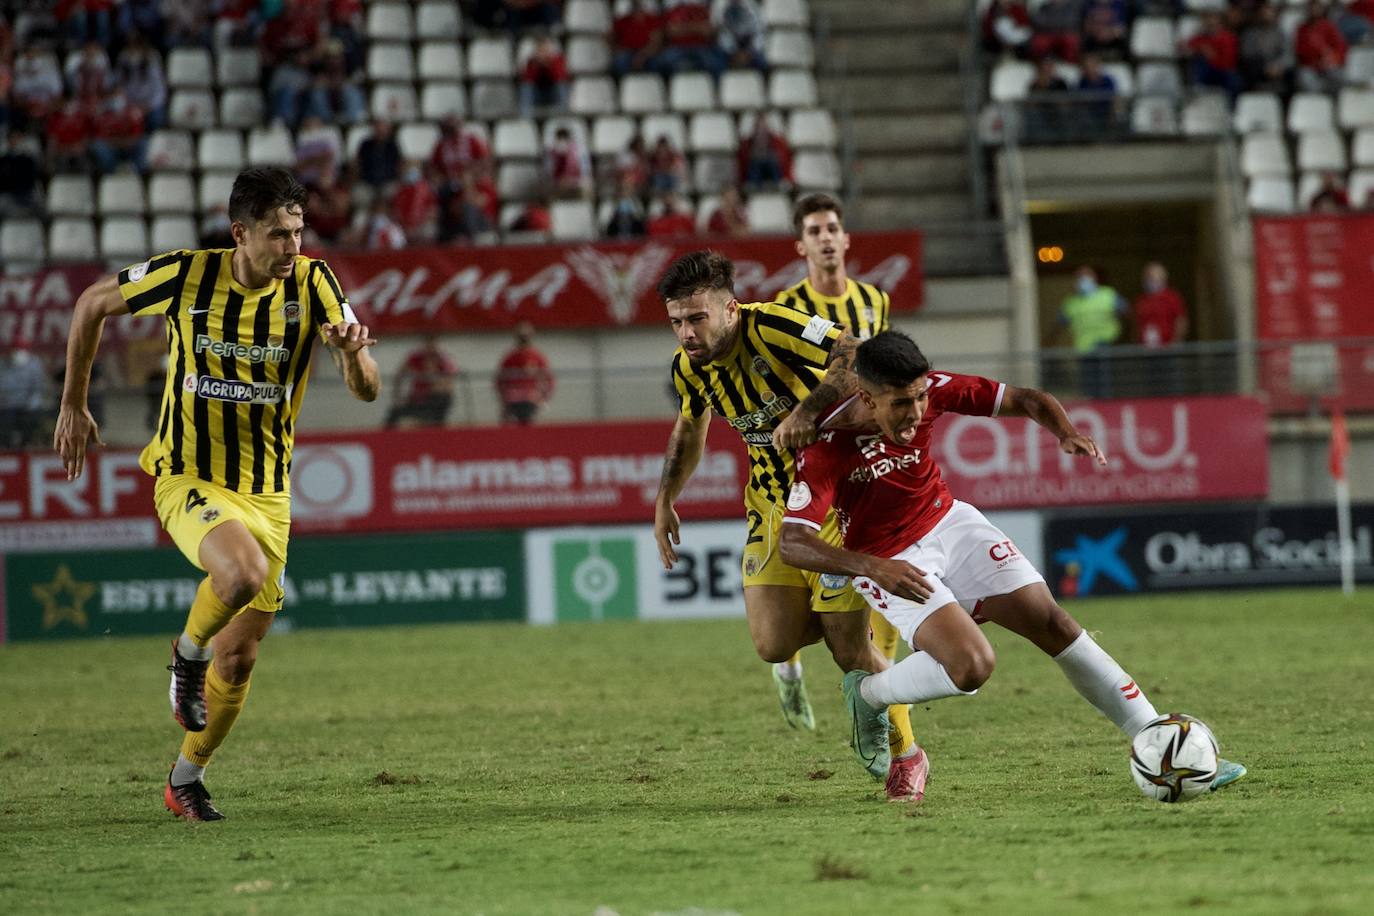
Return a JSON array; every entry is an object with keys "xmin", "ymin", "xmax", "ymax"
[{"xmin": 1057, "ymin": 265, "xmax": 1126, "ymax": 399}]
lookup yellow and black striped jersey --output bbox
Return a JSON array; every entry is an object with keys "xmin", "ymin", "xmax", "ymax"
[
  {"xmin": 120, "ymin": 248, "xmax": 353, "ymax": 495},
  {"xmin": 774, "ymin": 277, "xmax": 890, "ymax": 340},
  {"xmin": 671, "ymin": 301, "xmax": 842, "ymax": 507}
]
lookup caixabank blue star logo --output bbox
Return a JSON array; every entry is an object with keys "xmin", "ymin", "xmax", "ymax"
[{"xmin": 1054, "ymin": 526, "xmax": 1139, "ymax": 596}]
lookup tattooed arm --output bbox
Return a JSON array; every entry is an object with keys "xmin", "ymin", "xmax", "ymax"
[
  {"xmin": 771, "ymin": 330, "xmax": 859, "ymax": 450},
  {"xmin": 653, "ymin": 410, "xmax": 711, "ymax": 569}
]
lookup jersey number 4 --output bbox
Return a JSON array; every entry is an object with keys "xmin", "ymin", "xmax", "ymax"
[{"xmin": 184, "ymin": 489, "xmax": 209, "ymax": 513}]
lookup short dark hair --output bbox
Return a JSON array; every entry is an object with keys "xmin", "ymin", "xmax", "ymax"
[
  {"xmin": 228, "ymin": 167, "xmax": 308, "ymax": 226},
  {"xmin": 657, "ymin": 250, "xmax": 735, "ymax": 302},
  {"xmin": 792, "ymin": 193, "xmax": 844, "ymax": 235},
  {"xmin": 855, "ymin": 331, "xmax": 931, "ymax": 389}
]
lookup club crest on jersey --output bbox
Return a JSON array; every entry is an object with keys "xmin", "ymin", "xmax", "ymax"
[
  {"xmin": 127, "ymin": 259, "xmax": 150, "ymax": 283},
  {"xmin": 282, "ymin": 301, "xmax": 301, "ymax": 324},
  {"xmin": 750, "ymin": 356, "xmax": 772, "ymax": 378},
  {"xmin": 268, "ymin": 335, "xmax": 284, "ymax": 347},
  {"xmin": 199, "ymin": 507, "xmax": 220, "ymax": 524},
  {"xmin": 820, "ymin": 573, "xmax": 848, "ymax": 590},
  {"xmin": 744, "ymin": 554, "xmax": 761, "ymax": 577}
]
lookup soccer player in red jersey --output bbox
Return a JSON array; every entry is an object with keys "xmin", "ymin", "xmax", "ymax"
[{"xmin": 778, "ymin": 331, "xmax": 1246, "ymax": 796}]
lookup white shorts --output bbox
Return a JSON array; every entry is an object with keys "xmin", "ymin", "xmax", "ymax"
[{"xmin": 852, "ymin": 500, "xmax": 1045, "ymax": 648}]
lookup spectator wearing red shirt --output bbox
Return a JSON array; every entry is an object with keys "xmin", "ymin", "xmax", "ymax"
[
  {"xmin": 981, "ymin": 0, "xmax": 1031, "ymax": 56},
  {"xmin": 89, "ymin": 89, "xmax": 147, "ymax": 174},
  {"xmin": 1028, "ymin": 0, "xmax": 1082, "ymax": 64},
  {"xmin": 707, "ymin": 186, "xmax": 750, "ymax": 237},
  {"xmin": 430, "ymin": 115, "xmax": 491, "ymax": 184},
  {"xmin": 647, "ymin": 133, "xmax": 687, "ymax": 197},
  {"xmin": 544, "ymin": 126, "xmax": 590, "ymax": 198},
  {"xmin": 46, "ymin": 98, "xmax": 90, "ymax": 172},
  {"xmin": 306, "ymin": 169, "xmax": 353, "ymax": 242},
  {"xmin": 659, "ymin": 0, "xmax": 726, "ymax": 77},
  {"xmin": 737, "ymin": 116, "xmax": 792, "ymax": 189},
  {"xmin": 519, "ymin": 37, "xmax": 569, "ymax": 118},
  {"xmin": 648, "ymin": 194, "xmax": 696, "ymax": 237},
  {"xmin": 391, "ymin": 162, "xmax": 439, "ymax": 241},
  {"xmin": 507, "ymin": 198, "xmax": 551, "ymax": 233},
  {"xmin": 261, "ymin": 0, "xmax": 324, "ymax": 66},
  {"xmin": 1296, "ymin": 1, "xmax": 1347, "ymax": 92},
  {"xmin": 1187, "ymin": 12, "xmax": 1240, "ymax": 98},
  {"xmin": 1132, "ymin": 262, "xmax": 1189, "ymax": 394},
  {"xmin": 613, "ymin": 0, "xmax": 666, "ymax": 76},
  {"xmin": 386, "ymin": 339, "xmax": 461, "ymax": 428},
  {"xmin": 496, "ymin": 323, "xmax": 554, "ymax": 425}
]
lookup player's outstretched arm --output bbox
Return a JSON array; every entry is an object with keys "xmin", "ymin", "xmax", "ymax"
[
  {"xmin": 772, "ymin": 330, "xmax": 860, "ymax": 450},
  {"xmin": 999, "ymin": 385, "xmax": 1107, "ymax": 466},
  {"xmin": 322, "ymin": 322, "xmax": 381, "ymax": 402},
  {"xmin": 54, "ymin": 274, "xmax": 126, "ymax": 480},
  {"xmin": 653, "ymin": 411, "xmax": 710, "ymax": 569},
  {"xmin": 778, "ymin": 524, "xmax": 934, "ymax": 604}
]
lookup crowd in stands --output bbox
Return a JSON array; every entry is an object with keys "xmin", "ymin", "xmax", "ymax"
[{"xmin": 0, "ymin": 0, "xmax": 825, "ymax": 260}]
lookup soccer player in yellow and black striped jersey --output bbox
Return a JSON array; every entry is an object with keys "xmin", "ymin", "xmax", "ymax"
[
  {"xmin": 770, "ymin": 194, "xmax": 919, "ymax": 790},
  {"xmin": 54, "ymin": 167, "xmax": 381, "ymax": 821},
  {"xmin": 653, "ymin": 250, "xmax": 922, "ymax": 795}
]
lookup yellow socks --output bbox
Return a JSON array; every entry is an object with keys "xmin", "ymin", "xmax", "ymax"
[
  {"xmin": 185, "ymin": 577, "xmax": 241, "ymax": 647},
  {"xmin": 181, "ymin": 664, "xmax": 252, "ymax": 767}
]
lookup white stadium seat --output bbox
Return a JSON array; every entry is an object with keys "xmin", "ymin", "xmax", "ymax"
[
  {"xmin": 567, "ymin": 36, "xmax": 611, "ymax": 75},
  {"xmin": 151, "ymin": 215, "xmax": 198, "ymax": 252},
  {"xmin": 166, "ymin": 47, "xmax": 213, "ymax": 88},
  {"xmin": 551, "ymin": 200, "xmax": 597, "ymax": 240},
  {"xmin": 794, "ymin": 151, "xmax": 840, "ymax": 190},
  {"xmin": 1287, "ymin": 92, "xmax": 1335, "ymax": 133},
  {"xmin": 421, "ymin": 83, "xmax": 468, "ymax": 120},
  {"xmin": 1348, "ymin": 168, "xmax": 1374, "ymax": 207},
  {"xmin": 641, "ymin": 114, "xmax": 687, "ymax": 153},
  {"xmin": 100, "ymin": 216, "xmax": 150, "ymax": 262},
  {"xmin": 763, "ymin": 0, "xmax": 809, "ymax": 28},
  {"xmin": 218, "ymin": 87, "xmax": 265, "ymax": 129},
  {"xmin": 1353, "ymin": 128, "xmax": 1374, "ymax": 166},
  {"xmin": 1102, "ymin": 62, "xmax": 1134, "ymax": 96},
  {"xmin": 0, "ymin": 218, "xmax": 46, "ymax": 264},
  {"xmin": 366, "ymin": 3, "xmax": 414, "ymax": 42},
  {"xmin": 669, "ymin": 72, "xmax": 716, "ymax": 113},
  {"xmin": 570, "ymin": 76, "xmax": 617, "ymax": 115},
  {"xmin": 199, "ymin": 172, "xmax": 238, "ymax": 212},
  {"xmin": 766, "ymin": 29, "xmax": 814, "ymax": 69},
  {"xmin": 1131, "ymin": 96, "xmax": 1178, "ymax": 135},
  {"xmin": 1234, "ymin": 93, "xmax": 1283, "ymax": 133},
  {"xmin": 216, "ymin": 47, "xmax": 259, "ymax": 86},
  {"xmin": 1136, "ymin": 62, "xmax": 1182, "ymax": 97},
  {"xmin": 1181, "ymin": 93, "xmax": 1228, "ymax": 136},
  {"xmin": 370, "ymin": 84, "xmax": 418, "ymax": 121},
  {"xmin": 1297, "ymin": 130, "xmax": 1347, "ymax": 171},
  {"xmin": 416, "ymin": 1, "xmax": 462, "ymax": 39},
  {"xmin": 397, "ymin": 122, "xmax": 441, "ymax": 161},
  {"xmin": 198, "ymin": 128, "xmax": 245, "ymax": 172},
  {"xmin": 367, "ymin": 44, "xmax": 414, "ymax": 83},
  {"xmin": 591, "ymin": 115, "xmax": 637, "ymax": 156},
  {"xmin": 1130, "ymin": 18, "xmax": 1176, "ymax": 59},
  {"xmin": 1348, "ymin": 46, "xmax": 1374, "ymax": 84},
  {"xmin": 1296, "ymin": 171, "xmax": 1327, "ymax": 209},
  {"xmin": 498, "ymin": 161, "xmax": 544, "ymax": 201},
  {"xmin": 565, "ymin": 0, "xmax": 613, "ymax": 33},
  {"xmin": 495, "ymin": 119, "xmax": 541, "ymax": 159},
  {"xmin": 1338, "ymin": 89, "xmax": 1374, "ymax": 130},
  {"xmin": 248, "ymin": 125, "xmax": 295, "ymax": 166},
  {"xmin": 769, "ymin": 69, "xmax": 817, "ymax": 108},
  {"xmin": 471, "ymin": 80, "xmax": 518, "ymax": 120},
  {"xmin": 620, "ymin": 73, "xmax": 666, "ymax": 114},
  {"xmin": 47, "ymin": 175, "xmax": 94, "ymax": 216},
  {"xmin": 693, "ymin": 154, "xmax": 736, "ymax": 194},
  {"xmin": 990, "ymin": 60, "xmax": 1034, "ymax": 102},
  {"xmin": 146, "ymin": 130, "xmax": 194, "ymax": 171},
  {"xmin": 169, "ymin": 89, "xmax": 216, "ymax": 130},
  {"xmin": 689, "ymin": 112, "xmax": 737, "ymax": 153},
  {"xmin": 48, "ymin": 217, "xmax": 98, "ymax": 261},
  {"xmin": 787, "ymin": 109, "xmax": 837, "ymax": 150},
  {"xmin": 720, "ymin": 71, "xmax": 766, "ymax": 110},
  {"xmin": 418, "ymin": 42, "xmax": 464, "ymax": 81},
  {"xmin": 148, "ymin": 174, "xmax": 196, "ymax": 215},
  {"xmin": 1241, "ymin": 133, "xmax": 1292, "ymax": 176},
  {"xmin": 1246, "ymin": 176, "xmax": 1295, "ymax": 212},
  {"xmin": 748, "ymin": 193, "xmax": 793, "ymax": 233},
  {"xmin": 98, "ymin": 174, "xmax": 146, "ymax": 215},
  {"xmin": 467, "ymin": 38, "xmax": 514, "ymax": 79}
]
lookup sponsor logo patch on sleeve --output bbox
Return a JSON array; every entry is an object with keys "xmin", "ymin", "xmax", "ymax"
[
  {"xmin": 786, "ymin": 482, "xmax": 812, "ymax": 511},
  {"xmin": 801, "ymin": 315, "xmax": 835, "ymax": 345},
  {"xmin": 126, "ymin": 260, "xmax": 150, "ymax": 283}
]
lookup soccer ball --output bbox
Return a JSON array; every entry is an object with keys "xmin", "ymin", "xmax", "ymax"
[{"xmin": 1129, "ymin": 713, "xmax": 1219, "ymax": 803}]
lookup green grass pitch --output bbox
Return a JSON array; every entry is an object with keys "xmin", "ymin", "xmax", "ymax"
[{"xmin": 2, "ymin": 588, "xmax": 1371, "ymax": 915}]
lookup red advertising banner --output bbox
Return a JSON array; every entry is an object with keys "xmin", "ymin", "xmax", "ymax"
[
  {"xmin": 0, "ymin": 397, "xmax": 1266, "ymax": 550},
  {"xmin": 931, "ymin": 395, "xmax": 1269, "ymax": 509},
  {"xmin": 0, "ymin": 266, "xmax": 165, "ymax": 360},
  {"xmin": 326, "ymin": 232, "xmax": 924, "ymax": 332}
]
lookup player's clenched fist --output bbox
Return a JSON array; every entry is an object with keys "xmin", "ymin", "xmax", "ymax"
[{"xmin": 867, "ymin": 558, "xmax": 934, "ymax": 604}]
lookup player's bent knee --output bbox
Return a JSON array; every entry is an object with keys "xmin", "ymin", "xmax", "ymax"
[
  {"xmin": 215, "ymin": 555, "xmax": 269, "ymax": 609},
  {"xmin": 753, "ymin": 640, "xmax": 798, "ymax": 664},
  {"xmin": 949, "ymin": 644, "xmax": 996, "ymax": 692}
]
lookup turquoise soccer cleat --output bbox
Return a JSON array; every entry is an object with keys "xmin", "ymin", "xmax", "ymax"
[
  {"xmin": 772, "ymin": 665, "xmax": 816, "ymax": 731},
  {"xmin": 841, "ymin": 670, "xmax": 891, "ymax": 781},
  {"xmin": 1210, "ymin": 757, "xmax": 1247, "ymax": 792}
]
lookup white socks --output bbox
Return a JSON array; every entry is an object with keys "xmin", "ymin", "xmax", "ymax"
[
  {"xmin": 774, "ymin": 660, "xmax": 803, "ymax": 681},
  {"xmin": 858, "ymin": 652, "xmax": 975, "ymax": 708},
  {"xmin": 1053, "ymin": 630, "xmax": 1158, "ymax": 737},
  {"xmin": 177, "ymin": 633, "xmax": 212, "ymax": 661},
  {"xmin": 170, "ymin": 754, "xmax": 206, "ymax": 788}
]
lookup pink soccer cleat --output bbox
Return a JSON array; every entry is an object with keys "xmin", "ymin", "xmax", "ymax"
[{"xmin": 886, "ymin": 746, "xmax": 929, "ymax": 803}]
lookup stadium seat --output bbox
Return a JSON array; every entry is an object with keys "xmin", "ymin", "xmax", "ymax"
[
  {"xmin": 1296, "ymin": 171, "xmax": 1327, "ymax": 209},
  {"xmin": 371, "ymin": 84, "xmax": 419, "ymax": 121},
  {"xmin": 366, "ymin": 3, "xmax": 414, "ymax": 42},
  {"xmin": 148, "ymin": 174, "xmax": 196, "ymax": 215},
  {"xmin": 495, "ymin": 119, "xmax": 541, "ymax": 159},
  {"xmin": 471, "ymin": 80, "xmax": 518, "ymax": 120},
  {"xmin": 219, "ymin": 88, "xmax": 266, "ymax": 129},
  {"xmin": 468, "ymin": 37, "xmax": 515, "ymax": 79},
  {"xmin": 1278, "ymin": 8, "xmax": 1304, "ymax": 40},
  {"xmin": 421, "ymin": 82, "xmax": 468, "ymax": 120},
  {"xmin": 738, "ymin": 110, "xmax": 784, "ymax": 139},
  {"xmin": 763, "ymin": 0, "xmax": 809, "ymax": 28},
  {"xmin": 1287, "ymin": 93, "xmax": 1335, "ymax": 133},
  {"xmin": 1102, "ymin": 63, "xmax": 1134, "ymax": 96},
  {"xmin": 248, "ymin": 125, "xmax": 295, "ymax": 166},
  {"xmin": 1353, "ymin": 128, "xmax": 1374, "ymax": 166},
  {"xmin": 551, "ymin": 200, "xmax": 597, "ymax": 240},
  {"xmin": 498, "ymin": 162, "xmax": 544, "ymax": 201},
  {"xmin": 98, "ymin": 174, "xmax": 146, "ymax": 215},
  {"xmin": 692, "ymin": 154, "xmax": 737, "ymax": 194},
  {"xmin": 146, "ymin": 129, "xmax": 194, "ymax": 171},
  {"xmin": 48, "ymin": 217, "xmax": 98, "ymax": 261},
  {"xmin": 1181, "ymin": 93, "xmax": 1229, "ymax": 136},
  {"xmin": 1338, "ymin": 88, "xmax": 1374, "ymax": 130},
  {"xmin": 1131, "ymin": 96, "xmax": 1178, "ymax": 135},
  {"xmin": 367, "ymin": 43, "xmax": 414, "ymax": 83},
  {"xmin": 0, "ymin": 218, "xmax": 45, "ymax": 265},
  {"xmin": 570, "ymin": 76, "xmax": 617, "ymax": 115},
  {"xmin": 1348, "ymin": 169, "xmax": 1374, "ymax": 207},
  {"xmin": 166, "ymin": 47, "xmax": 213, "ymax": 89},
  {"xmin": 199, "ymin": 172, "xmax": 238, "ymax": 212},
  {"xmin": 794, "ymin": 151, "xmax": 840, "ymax": 190},
  {"xmin": 100, "ymin": 217, "xmax": 150, "ymax": 262},
  {"xmin": 418, "ymin": 42, "xmax": 464, "ymax": 82},
  {"xmin": 748, "ymin": 193, "xmax": 792, "ymax": 233},
  {"xmin": 397, "ymin": 122, "xmax": 441, "ymax": 161},
  {"xmin": 990, "ymin": 60, "xmax": 1034, "ymax": 102},
  {"xmin": 1184, "ymin": 0, "xmax": 1227, "ymax": 10},
  {"xmin": 591, "ymin": 115, "xmax": 638, "ymax": 156},
  {"xmin": 565, "ymin": 0, "xmax": 613, "ymax": 33},
  {"xmin": 1129, "ymin": 18, "xmax": 1176, "ymax": 59},
  {"xmin": 1053, "ymin": 62, "xmax": 1081, "ymax": 87},
  {"xmin": 689, "ymin": 112, "xmax": 737, "ymax": 153},
  {"xmin": 769, "ymin": 70, "xmax": 817, "ymax": 109},
  {"xmin": 1246, "ymin": 176, "xmax": 1295, "ymax": 212},
  {"xmin": 1348, "ymin": 47, "xmax": 1374, "ymax": 85},
  {"xmin": 620, "ymin": 74, "xmax": 666, "ymax": 114},
  {"xmin": 1241, "ymin": 133, "xmax": 1292, "ymax": 176},
  {"xmin": 1174, "ymin": 15, "xmax": 1202, "ymax": 46},
  {"xmin": 669, "ymin": 72, "xmax": 716, "ymax": 113},
  {"xmin": 1135, "ymin": 63, "xmax": 1182, "ymax": 98},
  {"xmin": 641, "ymin": 114, "xmax": 687, "ymax": 153},
  {"xmin": 1297, "ymin": 131, "xmax": 1347, "ymax": 172},
  {"xmin": 1234, "ymin": 92, "xmax": 1283, "ymax": 133},
  {"xmin": 345, "ymin": 124, "xmax": 373, "ymax": 160},
  {"xmin": 787, "ymin": 109, "xmax": 837, "ymax": 150},
  {"xmin": 151, "ymin": 215, "xmax": 198, "ymax": 252},
  {"xmin": 198, "ymin": 128, "xmax": 246, "ymax": 172},
  {"xmin": 499, "ymin": 202, "xmax": 529, "ymax": 231},
  {"xmin": 216, "ymin": 47, "xmax": 259, "ymax": 86},
  {"xmin": 720, "ymin": 71, "xmax": 766, "ymax": 110},
  {"xmin": 766, "ymin": 29, "xmax": 814, "ymax": 69},
  {"xmin": 567, "ymin": 36, "xmax": 611, "ymax": 76},
  {"xmin": 46, "ymin": 175, "xmax": 95, "ymax": 216},
  {"xmin": 415, "ymin": 1, "xmax": 462, "ymax": 39},
  {"xmin": 169, "ymin": 90, "xmax": 217, "ymax": 130}
]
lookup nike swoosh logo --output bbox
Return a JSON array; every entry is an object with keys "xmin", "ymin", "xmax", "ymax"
[
  {"xmin": 188, "ymin": 308, "xmax": 211, "ymax": 315},
  {"xmin": 820, "ymin": 590, "xmax": 846, "ymax": 601}
]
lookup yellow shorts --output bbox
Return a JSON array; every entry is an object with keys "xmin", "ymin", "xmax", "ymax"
[
  {"xmin": 741, "ymin": 489, "xmax": 867, "ymax": 614},
  {"xmin": 153, "ymin": 475, "xmax": 291, "ymax": 613}
]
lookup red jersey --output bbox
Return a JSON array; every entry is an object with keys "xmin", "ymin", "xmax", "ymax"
[
  {"xmin": 430, "ymin": 130, "xmax": 490, "ymax": 181},
  {"xmin": 497, "ymin": 346, "xmax": 554, "ymax": 404},
  {"xmin": 785, "ymin": 373, "xmax": 1005, "ymax": 558},
  {"xmin": 1187, "ymin": 29, "xmax": 1237, "ymax": 72},
  {"xmin": 614, "ymin": 11, "xmax": 662, "ymax": 51},
  {"xmin": 1131, "ymin": 288, "xmax": 1186, "ymax": 347},
  {"xmin": 647, "ymin": 212, "xmax": 696, "ymax": 237}
]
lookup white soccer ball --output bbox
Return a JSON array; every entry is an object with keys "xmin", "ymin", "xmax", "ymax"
[{"xmin": 1129, "ymin": 713, "xmax": 1219, "ymax": 803}]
